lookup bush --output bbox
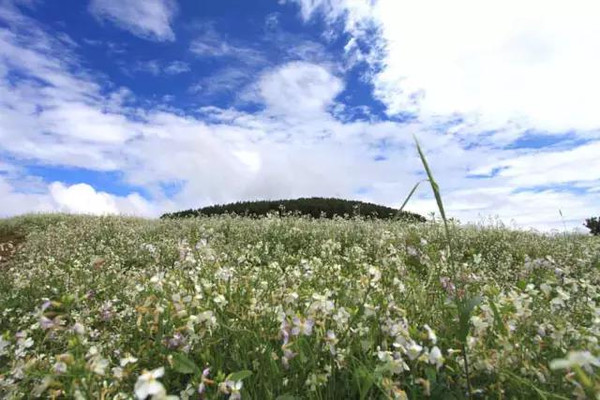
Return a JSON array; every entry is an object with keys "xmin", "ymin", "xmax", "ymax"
[{"xmin": 585, "ymin": 217, "xmax": 600, "ymax": 236}]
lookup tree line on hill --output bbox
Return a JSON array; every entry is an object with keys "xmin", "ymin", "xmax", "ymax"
[{"xmin": 161, "ymin": 197, "xmax": 426, "ymax": 222}]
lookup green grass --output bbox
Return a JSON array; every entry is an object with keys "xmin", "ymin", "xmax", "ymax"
[{"xmin": 0, "ymin": 214, "xmax": 599, "ymax": 399}]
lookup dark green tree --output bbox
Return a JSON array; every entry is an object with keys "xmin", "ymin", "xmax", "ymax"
[
  {"xmin": 161, "ymin": 197, "xmax": 426, "ymax": 223},
  {"xmin": 585, "ymin": 217, "xmax": 600, "ymax": 236}
]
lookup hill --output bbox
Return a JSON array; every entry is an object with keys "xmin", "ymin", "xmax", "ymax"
[
  {"xmin": 0, "ymin": 214, "xmax": 598, "ymax": 398},
  {"xmin": 160, "ymin": 197, "xmax": 426, "ymax": 222}
]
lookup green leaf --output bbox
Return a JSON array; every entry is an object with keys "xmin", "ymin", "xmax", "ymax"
[
  {"xmin": 488, "ymin": 299, "xmax": 507, "ymax": 336},
  {"xmin": 172, "ymin": 353, "xmax": 198, "ymax": 375},
  {"xmin": 227, "ymin": 370, "xmax": 253, "ymax": 382},
  {"xmin": 457, "ymin": 295, "xmax": 483, "ymax": 343},
  {"xmin": 464, "ymin": 295, "xmax": 483, "ymax": 314},
  {"xmin": 355, "ymin": 366, "xmax": 376, "ymax": 400},
  {"xmin": 425, "ymin": 366, "xmax": 437, "ymax": 384}
]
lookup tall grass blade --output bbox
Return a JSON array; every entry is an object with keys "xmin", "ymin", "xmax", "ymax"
[
  {"xmin": 414, "ymin": 137, "xmax": 449, "ymax": 236},
  {"xmin": 413, "ymin": 136, "xmax": 478, "ymax": 398},
  {"xmin": 398, "ymin": 180, "xmax": 427, "ymax": 213},
  {"xmin": 558, "ymin": 209, "xmax": 568, "ymax": 238}
]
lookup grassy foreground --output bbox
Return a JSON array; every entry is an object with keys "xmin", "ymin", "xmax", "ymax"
[{"xmin": 0, "ymin": 214, "xmax": 599, "ymax": 399}]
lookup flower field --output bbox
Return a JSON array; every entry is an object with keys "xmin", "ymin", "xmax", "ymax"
[{"xmin": 0, "ymin": 214, "xmax": 599, "ymax": 399}]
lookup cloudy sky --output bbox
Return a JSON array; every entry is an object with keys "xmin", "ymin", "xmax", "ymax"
[{"xmin": 0, "ymin": 0, "xmax": 599, "ymax": 230}]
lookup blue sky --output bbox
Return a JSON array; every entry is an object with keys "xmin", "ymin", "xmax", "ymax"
[{"xmin": 0, "ymin": 0, "xmax": 599, "ymax": 230}]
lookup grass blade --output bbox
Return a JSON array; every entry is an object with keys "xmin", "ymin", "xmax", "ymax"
[
  {"xmin": 398, "ymin": 179, "xmax": 427, "ymax": 213},
  {"xmin": 414, "ymin": 137, "xmax": 449, "ymax": 233}
]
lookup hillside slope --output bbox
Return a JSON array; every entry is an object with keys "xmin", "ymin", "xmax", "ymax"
[{"xmin": 0, "ymin": 214, "xmax": 599, "ymax": 398}]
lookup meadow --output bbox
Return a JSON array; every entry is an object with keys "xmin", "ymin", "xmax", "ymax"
[{"xmin": 0, "ymin": 214, "xmax": 599, "ymax": 399}]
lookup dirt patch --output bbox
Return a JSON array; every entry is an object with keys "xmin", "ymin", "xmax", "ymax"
[{"xmin": 0, "ymin": 231, "xmax": 25, "ymax": 265}]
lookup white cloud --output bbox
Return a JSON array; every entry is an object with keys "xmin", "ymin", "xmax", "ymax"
[
  {"xmin": 234, "ymin": 150, "xmax": 262, "ymax": 174},
  {"xmin": 476, "ymin": 140, "xmax": 600, "ymax": 187},
  {"xmin": 49, "ymin": 182, "xmax": 157, "ymax": 215},
  {"xmin": 0, "ymin": 176, "xmax": 53, "ymax": 216},
  {"xmin": 407, "ymin": 186, "xmax": 596, "ymax": 232},
  {"xmin": 375, "ymin": 0, "xmax": 600, "ymax": 132},
  {"xmin": 133, "ymin": 60, "xmax": 162, "ymax": 75},
  {"xmin": 130, "ymin": 60, "xmax": 190, "ymax": 76},
  {"xmin": 258, "ymin": 62, "xmax": 343, "ymax": 117},
  {"xmin": 49, "ymin": 182, "xmax": 119, "ymax": 214},
  {"xmin": 89, "ymin": 0, "xmax": 177, "ymax": 41},
  {"xmin": 265, "ymin": 12, "xmax": 280, "ymax": 30},
  {"xmin": 189, "ymin": 25, "xmax": 264, "ymax": 63},
  {"xmin": 0, "ymin": 178, "xmax": 156, "ymax": 217},
  {"xmin": 191, "ymin": 68, "xmax": 250, "ymax": 97},
  {"xmin": 164, "ymin": 61, "xmax": 190, "ymax": 75},
  {"xmin": 292, "ymin": 0, "xmax": 600, "ymax": 133},
  {"xmin": 289, "ymin": 0, "xmax": 374, "ymax": 36},
  {"xmin": 188, "ymin": 23, "xmax": 337, "ymax": 102},
  {"xmin": 40, "ymin": 102, "xmax": 136, "ymax": 144},
  {"xmin": 1, "ymin": 3, "xmax": 598, "ymax": 230}
]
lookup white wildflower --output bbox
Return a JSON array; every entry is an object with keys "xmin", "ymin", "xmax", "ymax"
[
  {"xmin": 284, "ymin": 292, "xmax": 299, "ymax": 304},
  {"xmin": 428, "ymin": 346, "xmax": 444, "ymax": 369},
  {"xmin": 213, "ymin": 294, "xmax": 228, "ymax": 308},
  {"xmin": 424, "ymin": 324, "xmax": 437, "ymax": 344},
  {"xmin": 470, "ymin": 315, "xmax": 489, "ymax": 336},
  {"xmin": 368, "ymin": 266, "xmax": 381, "ymax": 283},
  {"xmin": 54, "ymin": 361, "xmax": 68, "ymax": 374},
  {"xmin": 406, "ymin": 342, "xmax": 423, "ymax": 361},
  {"xmin": 540, "ymin": 283, "xmax": 552, "ymax": 296},
  {"xmin": 291, "ymin": 317, "xmax": 314, "ymax": 336},
  {"xmin": 135, "ymin": 367, "xmax": 166, "ymax": 399},
  {"xmin": 89, "ymin": 357, "xmax": 109, "ymax": 376},
  {"xmin": 0, "ymin": 337, "xmax": 9, "ymax": 356},
  {"xmin": 112, "ymin": 367, "xmax": 124, "ymax": 379},
  {"xmin": 198, "ymin": 311, "xmax": 217, "ymax": 327},
  {"xmin": 550, "ymin": 351, "xmax": 600, "ymax": 371},
  {"xmin": 72, "ymin": 322, "xmax": 85, "ymax": 336},
  {"xmin": 120, "ymin": 355, "xmax": 139, "ymax": 367}
]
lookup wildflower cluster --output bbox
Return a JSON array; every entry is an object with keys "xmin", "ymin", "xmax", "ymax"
[{"xmin": 0, "ymin": 214, "xmax": 598, "ymax": 398}]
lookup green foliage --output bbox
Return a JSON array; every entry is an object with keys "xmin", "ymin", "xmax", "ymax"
[
  {"xmin": 172, "ymin": 353, "xmax": 199, "ymax": 374},
  {"xmin": 161, "ymin": 197, "xmax": 426, "ymax": 222},
  {"xmin": 457, "ymin": 296, "xmax": 483, "ymax": 344},
  {"xmin": 227, "ymin": 370, "xmax": 253, "ymax": 382},
  {"xmin": 585, "ymin": 217, "xmax": 600, "ymax": 236},
  {"xmin": 0, "ymin": 214, "xmax": 599, "ymax": 399}
]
